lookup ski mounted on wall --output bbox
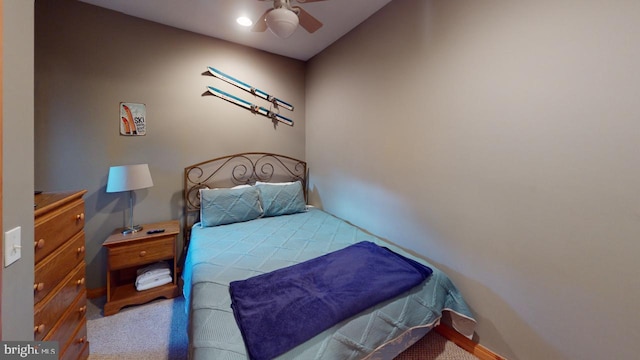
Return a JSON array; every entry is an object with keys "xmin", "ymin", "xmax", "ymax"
[
  {"xmin": 206, "ymin": 67, "xmax": 295, "ymax": 111},
  {"xmin": 206, "ymin": 86, "xmax": 294, "ymax": 126}
]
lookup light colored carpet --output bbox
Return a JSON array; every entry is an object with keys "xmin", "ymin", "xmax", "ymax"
[
  {"xmin": 86, "ymin": 296, "xmax": 478, "ymax": 360},
  {"xmin": 394, "ymin": 331, "xmax": 479, "ymax": 360},
  {"xmin": 86, "ymin": 296, "xmax": 188, "ymax": 360}
]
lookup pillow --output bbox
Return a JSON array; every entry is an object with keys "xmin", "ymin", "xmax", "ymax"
[
  {"xmin": 255, "ymin": 181, "xmax": 306, "ymax": 217},
  {"xmin": 200, "ymin": 186, "xmax": 263, "ymax": 227}
]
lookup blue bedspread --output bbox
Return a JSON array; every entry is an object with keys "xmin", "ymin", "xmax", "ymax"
[
  {"xmin": 183, "ymin": 208, "xmax": 476, "ymax": 360},
  {"xmin": 229, "ymin": 241, "xmax": 433, "ymax": 360}
]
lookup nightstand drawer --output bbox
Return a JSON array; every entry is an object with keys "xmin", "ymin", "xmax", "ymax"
[{"xmin": 108, "ymin": 236, "xmax": 175, "ymax": 270}]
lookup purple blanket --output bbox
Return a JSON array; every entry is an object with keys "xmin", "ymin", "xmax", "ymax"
[{"xmin": 229, "ymin": 241, "xmax": 433, "ymax": 360}]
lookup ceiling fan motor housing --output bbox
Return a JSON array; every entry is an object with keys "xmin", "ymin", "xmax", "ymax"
[
  {"xmin": 266, "ymin": 7, "xmax": 299, "ymax": 38},
  {"xmin": 252, "ymin": 0, "xmax": 324, "ymax": 37}
]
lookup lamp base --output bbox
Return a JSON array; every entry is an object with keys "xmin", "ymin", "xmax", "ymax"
[{"xmin": 121, "ymin": 225, "xmax": 143, "ymax": 235}]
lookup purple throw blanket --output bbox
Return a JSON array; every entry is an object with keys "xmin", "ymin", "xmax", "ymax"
[{"xmin": 229, "ymin": 241, "xmax": 433, "ymax": 360}]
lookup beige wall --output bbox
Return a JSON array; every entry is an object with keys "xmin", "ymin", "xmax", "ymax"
[
  {"xmin": 2, "ymin": 0, "xmax": 34, "ymax": 340},
  {"xmin": 34, "ymin": 0, "xmax": 305, "ymax": 291},
  {"xmin": 21, "ymin": 0, "xmax": 640, "ymax": 357},
  {"xmin": 306, "ymin": 0, "xmax": 640, "ymax": 359}
]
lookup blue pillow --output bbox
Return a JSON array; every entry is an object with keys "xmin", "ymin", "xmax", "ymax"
[
  {"xmin": 200, "ymin": 186, "xmax": 263, "ymax": 227},
  {"xmin": 255, "ymin": 181, "xmax": 306, "ymax": 217}
]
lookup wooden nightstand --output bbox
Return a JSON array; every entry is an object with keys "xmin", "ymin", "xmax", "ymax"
[{"xmin": 102, "ymin": 220, "xmax": 181, "ymax": 316}]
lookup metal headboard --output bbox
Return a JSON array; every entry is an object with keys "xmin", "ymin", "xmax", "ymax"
[{"xmin": 183, "ymin": 152, "xmax": 307, "ymax": 245}]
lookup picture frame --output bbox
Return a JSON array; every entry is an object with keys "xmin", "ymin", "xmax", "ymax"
[{"xmin": 120, "ymin": 102, "xmax": 146, "ymax": 136}]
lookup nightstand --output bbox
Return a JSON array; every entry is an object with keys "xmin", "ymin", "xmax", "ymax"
[{"xmin": 102, "ymin": 220, "xmax": 181, "ymax": 316}]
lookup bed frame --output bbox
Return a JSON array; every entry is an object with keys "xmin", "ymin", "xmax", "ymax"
[
  {"xmin": 181, "ymin": 153, "xmax": 480, "ymax": 360},
  {"xmin": 183, "ymin": 152, "xmax": 307, "ymax": 245}
]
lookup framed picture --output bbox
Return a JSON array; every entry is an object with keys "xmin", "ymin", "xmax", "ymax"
[{"xmin": 120, "ymin": 102, "xmax": 146, "ymax": 136}]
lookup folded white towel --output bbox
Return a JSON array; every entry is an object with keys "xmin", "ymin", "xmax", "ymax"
[
  {"xmin": 136, "ymin": 274, "xmax": 172, "ymax": 291},
  {"xmin": 136, "ymin": 268, "xmax": 171, "ymax": 286},
  {"xmin": 137, "ymin": 261, "xmax": 170, "ymax": 276}
]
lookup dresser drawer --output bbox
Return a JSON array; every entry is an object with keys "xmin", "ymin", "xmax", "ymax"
[
  {"xmin": 35, "ymin": 199, "xmax": 85, "ymax": 264},
  {"xmin": 108, "ymin": 236, "xmax": 175, "ymax": 270},
  {"xmin": 44, "ymin": 290, "xmax": 87, "ymax": 350},
  {"xmin": 34, "ymin": 263, "xmax": 86, "ymax": 341},
  {"xmin": 34, "ymin": 231, "xmax": 86, "ymax": 304},
  {"xmin": 60, "ymin": 319, "xmax": 89, "ymax": 360}
]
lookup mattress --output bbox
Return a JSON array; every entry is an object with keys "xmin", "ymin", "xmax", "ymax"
[{"xmin": 182, "ymin": 207, "xmax": 476, "ymax": 360}]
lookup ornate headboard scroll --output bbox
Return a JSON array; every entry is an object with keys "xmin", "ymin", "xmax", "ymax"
[{"xmin": 183, "ymin": 152, "xmax": 307, "ymax": 243}]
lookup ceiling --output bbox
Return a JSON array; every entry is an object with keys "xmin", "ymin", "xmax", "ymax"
[{"xmin": 79, "ymin": 0, "xmax": 393, "ymax": 61}]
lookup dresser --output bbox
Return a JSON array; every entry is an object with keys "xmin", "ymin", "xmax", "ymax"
[{"xmin": 34, "ymin": 190, "xmax": 90, "ymax": 360}]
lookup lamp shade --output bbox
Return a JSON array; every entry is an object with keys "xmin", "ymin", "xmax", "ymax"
[
  {"xmin": 106, "ymin": 164, "xmax": 154, "ymax": 193},
  {"xmin": 266, "ymin": 8, "xmax": 299, "ymax": 38}
]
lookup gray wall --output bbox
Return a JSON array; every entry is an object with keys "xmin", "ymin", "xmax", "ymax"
[
  {"xmin": 306, "ymin": 0, "xmax": 640, "ymax": 359},
  {"xmin": 2, "ymin": 0, "xmax": 35, "ymax": 340},
  {"xmin": 34, "ymin": 0, "xmax": 305, "ymax": 291},
  {"xmin": 16, "ymin": 0, "xmax": 640, "ymax": 358}
]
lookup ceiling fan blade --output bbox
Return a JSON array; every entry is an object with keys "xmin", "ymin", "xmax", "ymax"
[
  {"xmin": 251, "ymin": 9, "xmax": 270, "ymax": 32},
  {"xmin": 296, "ymin": 0, "xmax": 328, "ymax": 3},
  {"xmin": 293, "ymin": 6, "xmax": 323, "ymax": 33}
]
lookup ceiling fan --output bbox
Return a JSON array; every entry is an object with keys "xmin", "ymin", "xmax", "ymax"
[{"xmin": 252, "ymin": 0, "xmax": 326, "ymax": 39}]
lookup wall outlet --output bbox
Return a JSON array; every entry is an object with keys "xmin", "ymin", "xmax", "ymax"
[{"xmin": 4, "ymin": 226, "xmax": 21, "ymax": 267}]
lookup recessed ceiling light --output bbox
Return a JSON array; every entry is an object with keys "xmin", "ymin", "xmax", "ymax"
[{"xmin": 237, "ymin": 16, "xmax": 253, "ymax": 27}]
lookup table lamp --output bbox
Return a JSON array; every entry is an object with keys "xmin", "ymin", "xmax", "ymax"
[{"xmin": 106, "ymin": 164, "xmax": 154, "ymax": 234}]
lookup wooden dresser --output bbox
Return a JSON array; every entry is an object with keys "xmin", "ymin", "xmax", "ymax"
[{"xmin": 34, "ymin": 190, "xmax": 90, "ymax": 360}]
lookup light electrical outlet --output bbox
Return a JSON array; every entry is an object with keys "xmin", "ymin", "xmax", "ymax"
[{"xmin": 4, "ymin": 226, "xmax": 21, "ymax": 267}]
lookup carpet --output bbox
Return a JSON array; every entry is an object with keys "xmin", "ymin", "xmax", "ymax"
[
  {"xmin": 86, "ymin": 296, "xmax": 188, "ymax": 360},
  {"xmin": 86, "ymin": 296, "xmax": 478, "ymax": 360}
]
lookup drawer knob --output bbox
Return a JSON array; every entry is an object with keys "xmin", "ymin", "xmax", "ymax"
[
  {"xmin": 35, "ymin": 239, "xmax": 45, "ymax": 249},
  {"xmin": 34, "ymin": 282, "xmax": 45, "ymax": 292},
  {"xmin": 34, "ymin": 324, "xmax": 45, "ymax": 334},
  {"xmin": 77, "ymin": 246, "xmax": 85, "ymax": 254},
  {"xmin": 77, "ymin": 336, "xmax": 87, "ymax": 344},
  {"xmin": 76, "ymin": 213, "xmax": 85, "ymax": 221},
  {"xmin": 78, "ymin": 305, "xmax": 87, "ymax": 314},
  {"xmin": 76, "ymin": 277, "xmax": 85, "ymax": 286},
  {"xmin": 139, "ymin": 250, "xmax": 147, "ymax": 257}
]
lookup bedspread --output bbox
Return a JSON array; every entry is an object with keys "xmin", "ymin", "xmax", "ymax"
[
  {"xmin": 230, "ymin": 241, "xmax": 433, "ymax": 360},
  {"xmin": 183, "ymin": 207, "xmax": 476, "ymax": 360}
]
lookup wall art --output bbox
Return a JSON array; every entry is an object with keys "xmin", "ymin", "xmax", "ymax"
[
  {"xmin": 120, "ymin": 102, "xmax": 146, "ymax": 136},
  {"xmin": 206, "ymin": 66, "xmax": 294, "ymax": 111},
  {"xmin": 205, "ymin": 86, "xmax": 293, "ymax": 126}
]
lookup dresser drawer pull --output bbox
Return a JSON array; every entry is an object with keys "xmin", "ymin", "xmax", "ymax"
[
  {"xmin": 76, "ymin": 213, "xmax": 85, "ymax": 222},
  {"xmin": 76, "ymin": 277, "xmax": 85, "ymax": 286},
  {"xmin": 35, "ymin": 239, "xmax": 45, "ymax": 249},
  {"xmin": 34, "ymin": 324, "xmax": 45, "ymax": 334},
  {"xmin": 77, "ymin": 245, "xmax": 85, "ymax": 254},
  {"xmin": 34, "ymin": 282, "xmax": 45, "ymax": 292},
  {"xmin": 139, "ymin": 250, "xmax": 147, "ymax": 257},
  {"xmin": 78, "ymin": 305, "xmax": 87, "ymax": 314},
  {"xmin": 77, "ymin": 336, "xmax": 87, "ymax": 344}
]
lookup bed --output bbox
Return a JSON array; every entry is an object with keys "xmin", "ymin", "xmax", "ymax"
[{"xmin": 182, "ymin": 152, "xmax": 476, "ymax": 360}]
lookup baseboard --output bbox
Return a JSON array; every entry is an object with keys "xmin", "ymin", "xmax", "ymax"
[
  {"xmin": 435, "ymin": 324, "xmax": 506, "ymax": 360},
  {"xmin": 87, "ymin": 287, "xmax": 106, "ymax": 299}
]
